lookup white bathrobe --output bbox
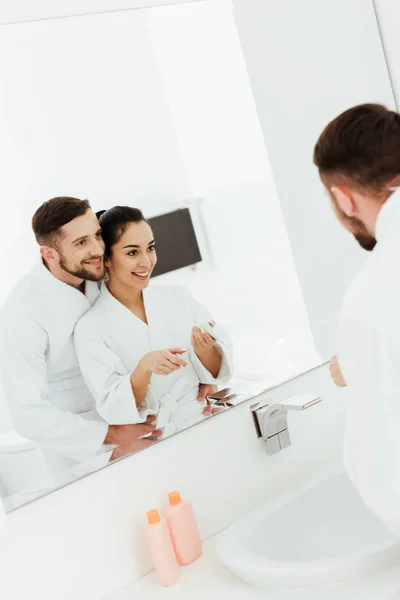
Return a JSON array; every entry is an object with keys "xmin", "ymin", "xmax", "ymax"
[
  {"xmin": 74, "ymin": 283, "xmax": 234, "ymax": 437},
  {"xmin": 0, "ymin": 261, "xmax": 111, "ymax": 485},
  {"xmin": 337, "ymin": 187, "xmax": 400, "ymax": 532}
]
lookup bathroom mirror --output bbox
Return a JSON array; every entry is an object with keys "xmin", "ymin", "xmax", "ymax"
[{"xmin": 0, "ymin": 0, "xmax": 322, "ymax": 512}]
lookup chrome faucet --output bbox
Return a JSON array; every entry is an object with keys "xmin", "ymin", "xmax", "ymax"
[{"xmin": 251, "ymin": 393, "xmax": 323, "ymax": 455}]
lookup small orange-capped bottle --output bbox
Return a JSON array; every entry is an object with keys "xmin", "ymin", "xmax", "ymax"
[
  {"xmin": 165, "ymin": 491, "xmax": 202, "ymax": 565},
  {"xmin": 146, "ymin": 509, "xmax": 179, "ymax": 586}
]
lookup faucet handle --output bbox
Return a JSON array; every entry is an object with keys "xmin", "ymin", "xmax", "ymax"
[
  {"xmin": 281, "ymin": 393, "xmax": 323, "ymax": 411},
  {"xmin": 251, "ymin": 392, "xmax": 323, "ymax": 455}
]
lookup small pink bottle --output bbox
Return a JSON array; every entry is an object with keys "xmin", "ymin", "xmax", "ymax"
[
  {"xmin": 165, "ymin": 491, "xmax": 202, "ymax": 565},
  {"xmin": 146, "ymin": 509, "xmax": 179, "ymax": 586}
]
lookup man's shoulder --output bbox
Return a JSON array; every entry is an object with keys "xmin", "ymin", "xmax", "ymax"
[
  {"xmin": 0, "ymin": 299, "xmax": 48, "ymax": 351},
  {"xmin": 341, "ymin": 246, "xmax": 400, "ymax": 330},
  {"xmin": 0, "ymin": 268, "xmax": 38, "ymax": 322}
]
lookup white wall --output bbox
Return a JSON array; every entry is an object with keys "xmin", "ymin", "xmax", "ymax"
[
  {"xmin": 0, "ymin": 0, "xmax": 202, "ymax": 25},
  {"xmin": 232, "ymin": 0, "xmax": 396, "ymax": 359},
  {"xmin": 0, "ymin": 364, "xmax": 346, "ymax": 600},
  {"xmin": 146, "ymin": 1, "xmax": 319, "ymax": 379},
  {"xmin": 374, "ymin": 0, "xmax": 400, "ymax": 109},
  {"xmin": 0, "ymin": 10, "xmax": 191, "ymax": 290}
]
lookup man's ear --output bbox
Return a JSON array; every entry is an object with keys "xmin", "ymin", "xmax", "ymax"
[
  {"xmin": 40, "ymin": 245, "xmax": 57, "ymax": 262},
  {"xmin": 331, "ymin": 186, "xmax": 356, "ymax": 217}
]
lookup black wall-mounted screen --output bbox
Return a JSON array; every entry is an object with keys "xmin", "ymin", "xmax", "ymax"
[{"xmin": 148, "ymin": 208, "xmax": 202, "ymax": 277}]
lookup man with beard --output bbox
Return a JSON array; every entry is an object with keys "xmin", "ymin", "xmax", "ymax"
[
  {"xmin": 0, "ymin": 197, "xmax": 160, "ymax": 487},
  {"xmin": 314, "ymin": 104, "xmax": 400, "ymax": 534}
]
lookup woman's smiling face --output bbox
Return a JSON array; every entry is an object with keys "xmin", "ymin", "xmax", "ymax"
[{"xmin": 105, "ymin": 220, "xmax": 157, "ymax": 290}]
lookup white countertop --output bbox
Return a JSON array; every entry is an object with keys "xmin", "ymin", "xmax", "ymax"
[{"xmin": 107, "ymin": 534, "xmax": 400, "ymax": 600}]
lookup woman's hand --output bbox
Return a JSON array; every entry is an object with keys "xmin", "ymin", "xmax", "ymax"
[
  {"xmin": 196, "ymin": 383, "xmax": 222, "ymax": 415},
  {"xmin": 191, "ymin": 321, "xmax": 221, "ymax": 379},
  {"xmin": 139, "ymin": 348, "xmax": 188, "ymax": 376},
  {"xmin": 191, "ymin": 321, "xmax": 216, "ymax": 352}
]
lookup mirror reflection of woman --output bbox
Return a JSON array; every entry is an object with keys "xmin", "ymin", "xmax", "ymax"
[{"xmin": 74, "ymin": 206, "xmax": 234, "ymax": 440}]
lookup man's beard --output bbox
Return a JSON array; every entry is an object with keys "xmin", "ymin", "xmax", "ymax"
[
  {"xmin": 59, "ymin": 252, "xmax": 105, "ymax": 282},
  {"xmin": 348, "ymin": 216, "xmax": 377, "ymax": 251},
  {"xmin": 330, "ymin": 194, "xmax": 377, "ymax": 252},
  {"xmin": 353, "ymin": 228, "xmax": 377, "ymax": 252}
]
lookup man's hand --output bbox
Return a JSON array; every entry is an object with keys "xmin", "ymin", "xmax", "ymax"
[
  {"xmin": 110, "ymin": 437, "xmax": 157, "ymax": 461},
  {"xmin": 104, "ymin": 415, "xmax": 162, "ymax": 446},
  {"xmin": 105, "ymin": 416, "xmax": 163, "ymax": 461},
  {"xmin": 330, "ymin": 355, "xmax": 346, "ymax": 387}
]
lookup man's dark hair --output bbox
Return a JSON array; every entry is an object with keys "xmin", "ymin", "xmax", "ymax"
[
  {"xmin": 313, "ymin": 103, "xmax": 400, "ymax": 198},
  {"xmin": 32, "ymin": 196, "xmax": 91, "ymax": 247}
]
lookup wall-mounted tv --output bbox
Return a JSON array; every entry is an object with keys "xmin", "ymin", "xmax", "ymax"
[{"xmin": 148, "ymin": 208, "xmax": 202, "ymax": 277}]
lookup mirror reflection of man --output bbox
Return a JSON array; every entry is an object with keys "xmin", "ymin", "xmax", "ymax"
[
  {"xmin": 314, "ymin": 104, "xmax": 400, "ymax": 535},
  {"xmin": 0, "ymin": 197, "xmax": 161, "ymax": 486}
]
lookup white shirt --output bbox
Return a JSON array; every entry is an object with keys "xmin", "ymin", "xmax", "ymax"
[
  {"xmin": 0, "ymin": 261, "xmax": 110, "ymax": 484},
  {"xmin": 338, "ymin": 187, "xmax": 400, "ymax": 531}
]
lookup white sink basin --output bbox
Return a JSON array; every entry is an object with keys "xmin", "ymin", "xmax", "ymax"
[{"xmin": 216, "ymin": 472, "xmax": 400, "ymax": 590}]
